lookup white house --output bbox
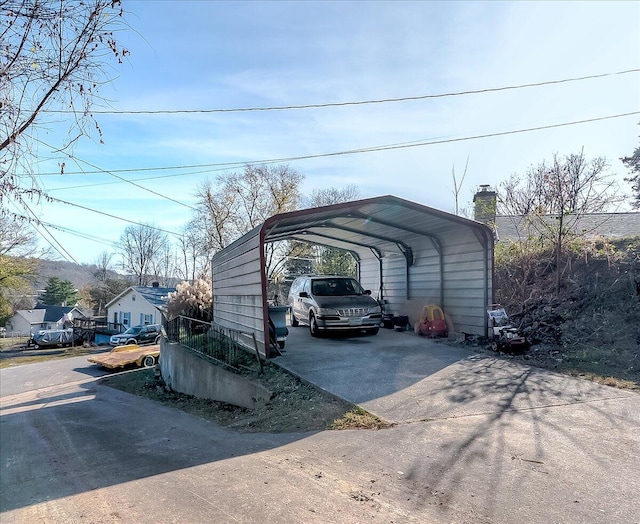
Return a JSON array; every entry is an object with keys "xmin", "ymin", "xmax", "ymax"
[
  {"xmin": 4, "ymin": 306, "xmax": 86, "ymax": 337},
  {"xmin": 105, "ymin": 284, "xmax": 176, "ymax": 331}
]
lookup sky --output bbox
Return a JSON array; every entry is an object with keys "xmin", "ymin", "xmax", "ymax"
[{"xmin": 15, "ymin": 0, "xmax": 640, "ymax": 265}]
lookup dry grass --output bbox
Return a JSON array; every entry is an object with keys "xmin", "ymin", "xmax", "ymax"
[
  {"xmin": 101, "ymin": 366, "xmax": 393, "ymax": 433},
  {"xmin": 330, "ymin": 406, "xmax": 395, "ymax": 430},
  {"xmin": 0, "ymin": 344, "xmax": 103, "ymax": 369}
]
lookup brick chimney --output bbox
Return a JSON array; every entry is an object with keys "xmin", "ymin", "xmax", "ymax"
[{"xmin": 473, "ymin": 185, "xmax": 497, "ymax": 225}]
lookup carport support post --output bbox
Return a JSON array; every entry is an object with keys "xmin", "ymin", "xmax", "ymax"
[{"xmin": 472, "ymin": 225, "xmax": 493, "ymax": 338}]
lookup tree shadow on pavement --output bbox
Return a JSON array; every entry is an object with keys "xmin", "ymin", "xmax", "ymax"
[{"xmin": 397, "ymin": 354, "xmax": 637, "ymax": 520}]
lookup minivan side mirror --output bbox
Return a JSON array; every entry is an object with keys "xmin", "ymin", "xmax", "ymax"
[
  {"xmin": 299, "ymin": 291, "xmax": 309, "ymax": 298},
  {"xmin": 364, "ymin": 290, "xmax": 372, "ymax": 295}
]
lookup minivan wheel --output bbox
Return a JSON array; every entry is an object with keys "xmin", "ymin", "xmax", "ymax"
[
  {"xmin": 291, "ymin": 311, "xmax": 299, "ymax": 327},
  {"xmin": 309, "ymin": 313, "xmax": 320, "ymax": 338}
]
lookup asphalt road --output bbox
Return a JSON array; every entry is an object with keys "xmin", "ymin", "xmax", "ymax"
[
  {"xmin": 0, "ymin": 353, "xmax": 110, "ymax": 397},
  {"xmin": 1, "ymin": 340, "xmax": 639, "ymax": 523}
]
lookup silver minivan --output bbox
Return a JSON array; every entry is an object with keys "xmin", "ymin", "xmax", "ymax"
[{"xmin": 287, "ymin": 276, "xmax": 382, "ymax": 337}]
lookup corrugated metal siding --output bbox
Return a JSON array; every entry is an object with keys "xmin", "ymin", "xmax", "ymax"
[
  {"xmin": 399, "ymin": 242, "xmax": 442, "ymax": 321},
  {"xmin": 359, "ymin": 258, "xmax": 381, "ymax": 300},
  {"xmin": 373, "ymin": 229, "xmax": 491, "ymax": 335},
  {"xmin": 211, "ymin": 196, "xmax": 493, "ymax": 355},
  {"xmin": 440, "ymin": 228, "xmax": 489, "ymax": 334},
  {"xmin": 212, "ymin": 227, "xmax": 266, "ymax": 353}
]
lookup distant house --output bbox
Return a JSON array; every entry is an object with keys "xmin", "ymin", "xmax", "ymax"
[
  {"xmin": 105, "ymin": 284, "xmax": 176, "ymax": 331},
  {"xmin": 4, "ymin": 305, "xmax": 87, "ymax": 337},
  {"xmin": 473, "ymin": 186, "xmax": 640, "ymax": 242}
]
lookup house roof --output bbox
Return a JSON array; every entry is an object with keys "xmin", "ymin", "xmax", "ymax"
[
  {"xmin": 16, "ymin": 309, "xmax": 46, "ymax": 325},
  {"xmin": 494, "ymin": 212, "xmax": 640, "ymax": 242},
  {"xmin": 34, "ymin": 305, "xmax": 84, "ymax": 322},
  {"xmin": 134, "ymin": 286, "xmax": 175, "ymax": 309},
  {"xmin": 105, "ymin": 286, "xmax": 176, "ymax": 310}
]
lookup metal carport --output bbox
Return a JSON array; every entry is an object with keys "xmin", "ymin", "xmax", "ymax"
[{"xmin": 212, "ymin": 195, "xmax": 494, "ymax": 358}]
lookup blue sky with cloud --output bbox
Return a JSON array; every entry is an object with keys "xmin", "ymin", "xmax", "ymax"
[{"xmin": 26, "ymin": 0, "xmax": 640, "ymax": 264}]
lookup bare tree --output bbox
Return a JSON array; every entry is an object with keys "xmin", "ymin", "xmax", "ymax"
[
  {"xmin": 1, "ymin": 0, "xmax": 128, "ymax": 212},
  {"xmin": 176, "ymin": 221, "xmax": 211, "ymax": 283},
  {"xmin": 302, "ymin": 184, "xmax": 360, "ymax": 209},
  {"xmin": 451, "ymin": 156, "xmax": 469, "ymax": 216},
  {"xmin": 88, "ymin": 250, "xmax": 135, "ymax": 316},
  {"xmin": 192, "ymin": 179, "xmax": 238, "ymax": 254},
  {"xmin": 149, "ymin": 242, "xmax": 176, "ymax": 287},
  {"xmin": 192, "ymin": 164, "xmax": 303, "ymax": 280},
  {"xmin": 226, "ymin": 164, "xmax": 303, "ymax": 232},
  {"xmin": 498, "ymin": 149, "xmax": 623, "ymax": 294},
  {"xmin": 119, "ymin": 224, "xmax": 169, "ymax": 286},
  {"xmin": 93, "ymin": 251, "xmax": 114, "ymax": 283}
]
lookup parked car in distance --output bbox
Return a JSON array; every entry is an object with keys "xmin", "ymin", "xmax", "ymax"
[
  {"xmin": 110, "ymin": 324, "xmax": 164, "ymax": 346},
  {"xmin": 287, "ymin": 275, "xmax": 382, "ymax": 337}
]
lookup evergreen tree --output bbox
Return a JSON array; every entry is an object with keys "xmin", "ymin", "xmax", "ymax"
[{"xmin": 41, "ymin": 277, "xmax": 77, "ymax": 306}]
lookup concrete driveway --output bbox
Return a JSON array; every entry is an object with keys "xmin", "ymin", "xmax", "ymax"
[
  {"xmin": 2, "ymin": 335, "xmax": 639, "ymax": 523},
  {"xmin": 277, "ymin": 327, "xmax": 635, "ymax": 423}
]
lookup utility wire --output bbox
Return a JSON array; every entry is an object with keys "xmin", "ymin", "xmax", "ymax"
[
  {"xmin": 23, "ymin": 110, "xmax": 640, "ymax": 233},
  {"xmin": 32, "ymin": 110, "xmax": 640, "ymax": 181},
  {"xmin": 69, "ymin": 156, "xmax": 198, "ymax": 211},
  {"xmin": 14, "ymin": 199, "xmax": 94, "ymax": 273},
  {"xmin": 45, "ymin": 166, "xmax": 225, "ymax": 191},
  {"xmin": 40, "ymin": 68, "xmax": 640, "ymax": 115},
  {"xmin": 29, "ymin": 135, "xmax": 199, "ymax": 210},
  {"xmin": 12, "ymin": 212, "xmax": 119, "ymax": 248},
  {"xmin": 42, "ymin": 194, "xmax": 182, "ymax": 237}
]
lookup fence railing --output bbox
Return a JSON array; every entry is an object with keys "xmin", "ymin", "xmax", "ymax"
[{"xmin": 164, "ymin": 316, "xmax": 263, "ymax": 374}]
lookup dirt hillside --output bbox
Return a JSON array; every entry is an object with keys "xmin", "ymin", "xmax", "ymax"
[{"xmin": 492, "ymin": 237, "xmax": 640, "ymax": 385}]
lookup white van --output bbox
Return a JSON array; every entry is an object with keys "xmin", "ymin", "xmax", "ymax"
[{"xmin": 287, "ymin": 276, "xmax": 382, "ymax": 337}]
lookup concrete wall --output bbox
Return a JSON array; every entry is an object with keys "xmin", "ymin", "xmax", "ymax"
[{"xmin": 159, "ymin": 340, "xmax": 271, "ymax": 409}]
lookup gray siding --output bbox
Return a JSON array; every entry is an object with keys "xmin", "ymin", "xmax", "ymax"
[
  {"xmin": 441, "ymin": 228, "xmax": 491, "ymax": 334},
  {"xmin": 376, "ymin": 229, "xmax": 491, "ymax": 335},
  {"xmin": 212, "ymin": 227, "xmax": 267, "ymax": 354}
]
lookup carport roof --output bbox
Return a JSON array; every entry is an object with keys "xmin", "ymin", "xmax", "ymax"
[{"xmin": 260, "ymin": 195, "xmax": 493, "ymax": 256}]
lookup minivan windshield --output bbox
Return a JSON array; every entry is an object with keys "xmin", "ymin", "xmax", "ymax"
[{"xmin": 311, "ymin": 278, "xmax": 364, "ymax": 297}]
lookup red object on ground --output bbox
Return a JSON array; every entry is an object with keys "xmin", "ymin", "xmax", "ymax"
[{"xmin": 416, "ymin": 304, "xmax": 448, "ymax": 337}]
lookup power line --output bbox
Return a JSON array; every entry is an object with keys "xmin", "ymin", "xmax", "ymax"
[
  {"xmin": 68, "ymin": 156, "xmax": 198, "ymax": 211},
  {"xmin": 40, "ymin": 68, "xmax": 640, "ymax": 115},
  {"xmin": 14, "ymin": 199, "xmax": 94, "ymax": 274},
  {"xmin": 12, "ymin": 213, "xmax": 119, "ymax": 248},
  {"xmin": 45, "ymin": 166, "xmax": 225, "ymax": 191},
  {"xmin": 32, "ymin": 110, "xmax": 640, "ymax": 184},
  {"xmin": 42, "ymin": 194, "xmax": 183, "ymax": 238},
  {"xmin": 29, "ymin": 135, "xmax": 199, "ymax": 210},
  {"xmin": 27, "ymin": 109, "xmax": 639, "ymax": 239}
]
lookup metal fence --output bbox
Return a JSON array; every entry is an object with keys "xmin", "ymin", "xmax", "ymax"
[{"xmin": 164, "ymin": 316, "xmax": 263, "ymax": 374}]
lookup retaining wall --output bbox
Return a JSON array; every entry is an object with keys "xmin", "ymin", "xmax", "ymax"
[{"xmin": 159, "ymin": 340, "xmax": 271, "ymax": 409}]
